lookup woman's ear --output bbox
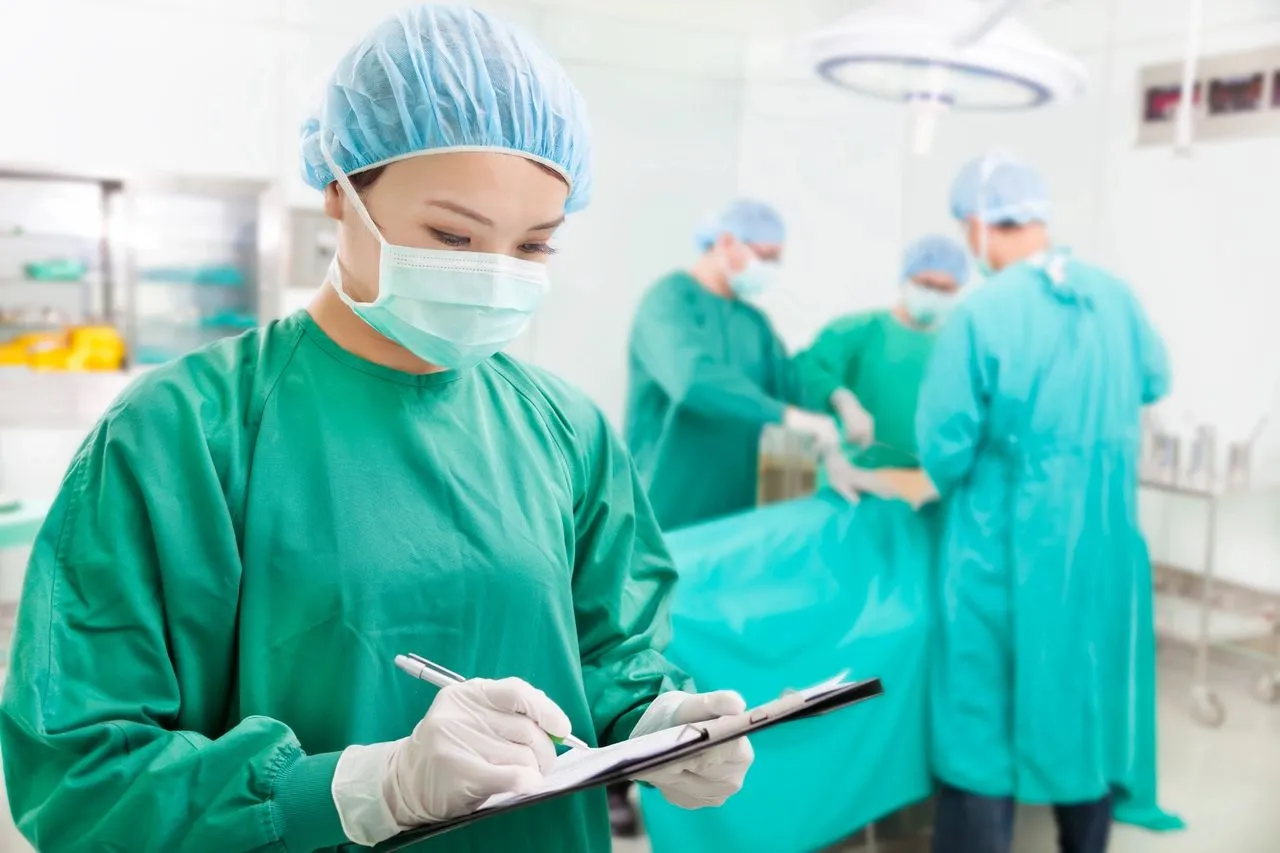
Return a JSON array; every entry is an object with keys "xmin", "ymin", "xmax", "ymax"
[{"xmin": 323, "ymin": 182, "xmax": 344, "ymax": 222}]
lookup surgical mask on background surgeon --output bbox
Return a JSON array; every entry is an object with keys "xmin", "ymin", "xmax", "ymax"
[
  {"xmin": 729, "ymin": 255, "xmax": 774, "ymax": 298},
  {"xmin": 902, "ymin": 281, "xmax": 956, "ymax": 327},
  {"xmin": 974, "ymin": 222, "xmax": 995, "ymax": 279},
  {"xmin": 321, "ymin": 145, "xmax": 548, "ymax": 369}
]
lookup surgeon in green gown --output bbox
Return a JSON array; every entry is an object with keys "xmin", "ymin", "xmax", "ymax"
[
  {"xmin": 0, "ymin": 8, "xmax": 754, "ymax": 853},
  {"xmin": 794, "ymin": 234, "xmax": 969, "ymax": 470},
  {"xmin": 624, "ymin": 201, "xmax": 842, "ymax": 531},
  {"xmin": 917, "ymin": 152, "xmax": 1179, "ymax": 853}
]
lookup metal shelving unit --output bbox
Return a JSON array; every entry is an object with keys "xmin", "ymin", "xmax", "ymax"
[
  {"xmin": 0, "ymin": 169, "xmax": 123, "ymax": 342},
  {"xmin": 0, "ymin": 165, "xmax": 277, "ymax": 368},
  {"xmin": 1142, "ymin": 419, "xmax": 1280, "ymax": 727},
  {"xmin": 120, "ymin": 175, "xmax": 273, "ymax": 365}
]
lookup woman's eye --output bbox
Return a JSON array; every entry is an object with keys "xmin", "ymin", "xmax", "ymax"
[
  {"xmin": 518, "ymin": 242, "xmax": 557, "ymax": 256},
  {"xmin": 428, "ymin": 228, "xmax": 469, "ymax": 247}
]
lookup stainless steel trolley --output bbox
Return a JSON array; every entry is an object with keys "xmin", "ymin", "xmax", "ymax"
[{"xmin": 1142, "ymin": 417, "xmax": 1280, "ymax": 727}]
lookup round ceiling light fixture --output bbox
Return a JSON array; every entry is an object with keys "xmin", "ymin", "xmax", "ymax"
[{"xmin": 803, "ymin": 0, "xmax": 1087, "ymax": 112}]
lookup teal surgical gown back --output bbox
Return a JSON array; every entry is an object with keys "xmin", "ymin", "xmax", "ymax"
[
  {"xmin": 916, "ymin": 253, "xmax": 1180, "ymax": 827},
  {"xmin": 625, "ymin": 272, "xmax": 794, "ymax": 530},
  {"xmin": 0, "ymin": 312, "xmax": 689, "ymax": 853}
]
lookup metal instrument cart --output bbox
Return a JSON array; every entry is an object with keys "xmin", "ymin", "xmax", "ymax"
[{"xmin": 1143, "ymin": 478, "xmax": 1280, "ymax": 727}]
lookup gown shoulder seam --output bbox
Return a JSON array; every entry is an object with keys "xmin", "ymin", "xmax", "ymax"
[
  {"xmin": 484, "ymin": 359, "xmax": 578, "ymax": 502},
  {"xmin": 250, "ymin": 321, "xmax": 309, "ymax": 431}
]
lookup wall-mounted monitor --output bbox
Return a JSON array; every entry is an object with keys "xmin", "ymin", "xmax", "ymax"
[{"xmin": 1138, "ymin": 45, "xmax": 1280, "ymax": 146}]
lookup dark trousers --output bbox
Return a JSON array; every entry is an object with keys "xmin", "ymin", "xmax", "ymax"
[{"xmin": 932, "ymin": 785, "xmax": 1112, "ymax": 853}]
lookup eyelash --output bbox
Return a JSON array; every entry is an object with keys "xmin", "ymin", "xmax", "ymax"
[
  {"xmin": 428, "ymin": 228, "xmax": 557, "ymax": 256},
  {"xmin": 429, "ymin": 228, "xmax": 469, "ymax": 247}
]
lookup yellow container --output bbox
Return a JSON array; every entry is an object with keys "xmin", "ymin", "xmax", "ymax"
[
  {"xmin": 0, "ymin": 333, "xmax": 60, "ymax": 367},
  {"xmin": 3, "ymin": 325, "xmax": 126, "ymax": 371},
  {"xmin": 68, "ymin": 325, "xmax": 126, "ymax": 371}
]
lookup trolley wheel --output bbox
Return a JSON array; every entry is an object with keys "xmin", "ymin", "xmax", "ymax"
[
  {"xmin": 1252, "ymin": 673, "xmax": 1280, "ymax": 705},
  {"xmin": 1190, "ymin": 686, "xmax": 1225, "ymax": 728}
]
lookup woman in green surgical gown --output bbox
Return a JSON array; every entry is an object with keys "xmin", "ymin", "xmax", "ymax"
[
  {"xmin": 794, "ymin": 235, "xmax": 970, "ymax": 469},
  {"xmin": 0, "ymin": 7, "xmax": 753, "ymax": 853}
]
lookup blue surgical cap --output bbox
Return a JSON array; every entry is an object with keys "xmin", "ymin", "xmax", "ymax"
[
  {"xmin": 950, "ymin": 152, "xmax": 1049, "ymax": 225},
  {"xmin": 300, "ymin": 4, "xmax": 593, "ymax": 212},
  {"xmin": 696, "ymin": 199, "xmax": 786, "ymax": 251},
  {"xmin": 903, "ymin": 234, "xmax": 969, "ymax": 285}
]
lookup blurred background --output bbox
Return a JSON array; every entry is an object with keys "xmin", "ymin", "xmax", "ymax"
[{"xmin": 1, "ymin": 0, "xmax": 1278, "ymax": 851}]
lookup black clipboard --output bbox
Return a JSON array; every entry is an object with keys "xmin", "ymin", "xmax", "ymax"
[{"xmin": 375, "ymin": 676, "xmax": 884, "ymax": 851}]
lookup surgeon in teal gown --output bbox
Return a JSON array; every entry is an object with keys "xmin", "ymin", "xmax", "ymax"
[
  {"xmin": 625, "ymin": 201, "xmax": 841, "ymax": 531},
  {"xmin": 916, "ymin": 152, "xmax": 1181, "ymax": 853},
  {"xmin": 0, "ymin": 8, "xmax": 754, "ymax": 853}
]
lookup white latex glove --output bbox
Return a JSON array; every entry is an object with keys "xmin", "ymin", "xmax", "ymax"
[
  {"xmin": 332, "ymin": 678, "xmax": 572, "ymax": 845},
  {"xmin": 822, "ymin": 450, "xmax": 898, "ymax": 504},
  {"xmin": 783, "ymin": 406, "xmax": 841, "ymax": 452},
  {"xmin": 821, "ymin": 450, "xmax": 861, "ymax": 504},
  {"xmin": 830, "ymin": 389, "xmax": 874, "ymax": 445},
  {"xmin": 630, "ymin": 691, "xmax": 754, "ymax": 809}
]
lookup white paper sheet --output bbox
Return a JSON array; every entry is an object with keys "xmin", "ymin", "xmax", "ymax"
[{"xmin": 478, "ymin": 671, "xmax": 853, "ymax": 810}]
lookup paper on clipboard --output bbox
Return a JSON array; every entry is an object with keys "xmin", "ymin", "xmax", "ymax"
[
  {"xmin": 481, "ymin": 671, "xmax": 856, "ymax": 811},
  {"xmin": 481, "ymin": 724, "xmax": 697, "ymax": 809}
]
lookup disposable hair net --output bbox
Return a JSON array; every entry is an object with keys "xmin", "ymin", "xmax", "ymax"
[
  {"xmin": 902, "ymin": 234, "xmax": 970, "ymax": 285},
  {"xmin": 299, "ymin": 4, "xmax": 593, "ymax": 212},
  {"xmin": 695, "ymin": 199, "xmax": 786, "ymax": 251},
  {"xmin": 949, "ymin": 152, "xmax": 1049, "ymax": 225}
]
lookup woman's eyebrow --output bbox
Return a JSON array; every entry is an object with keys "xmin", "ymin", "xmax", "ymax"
[
  {"xmin": 529, "ymin": 215, "xmax": 565, "ymax": 231},
  {"xmin": 427, "ymin": 200, "xmax": 563, "ymax": 232},
  {"xmin": 428, "ymin": 199, "xmax": 495, "ymax": 227}
]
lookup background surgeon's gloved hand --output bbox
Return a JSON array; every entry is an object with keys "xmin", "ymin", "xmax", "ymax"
[
  {"xmin": 629, "ymin": 691, "xmax": 754, "ymax": 809},
  {"xmin": 332, "ymin": 678, "xmax": 573, "ymax": 846},
  {"xmin": 822, "ymin": 450, "xmax": 863, "ymax": 504},
  {"xmin": 821, "ymin": 451, "xmax": 898, "ymax": 504},
  {"xmin": 830, "ymin": 389, "xmax": 875, "ymax": 446},
  {"xmin": 783, "ymin": 406, "xmax": 841, "ymax": 452}
]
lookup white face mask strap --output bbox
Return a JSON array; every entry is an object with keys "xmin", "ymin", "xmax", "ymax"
[
  {"xmin": 976, "ymin": 151, "xmax": 1009, "ymax": 268},
  {"xmin": 319, "ymin": 136, "xmax": 387, "ymax": 246}
]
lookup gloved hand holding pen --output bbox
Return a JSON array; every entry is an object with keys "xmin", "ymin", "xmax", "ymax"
[{"xmin": 332, "ymin": 677, "xmax": 575, "ymax": 844}]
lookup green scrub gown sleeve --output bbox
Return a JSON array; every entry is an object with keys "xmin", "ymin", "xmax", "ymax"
[
  {"xmin": 0, "ymin": 392, "xmax": 348, "ymax": 853},
  {"xmin": 792, "ymin": 314, "xmax": 875, "ymax": 411},
  {"xmin": 562, "ymin": 392, "xmax": 692, "ymax": 745},
  {"xmin": 916, "ymin": 310, "xmax": 989, "ymax": 495},
  {"xmin": 632, "ymin": 286, "xmax": 788, "ymax": 426}
]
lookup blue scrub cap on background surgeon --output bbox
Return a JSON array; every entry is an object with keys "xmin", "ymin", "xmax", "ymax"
[
  {"xmin": 949, "ymin": 152, "xmax": 1050, "ymax": 225},
  {"xmin": 696, "ymin": 199, "xmax": 786, "ymax": 251},
  {"xmin": 903, "ymin": 234, "xmax": 970, "ymax": 285},
  {"xmin": 299, "ymin": 4, "xmax": 593, "ymax": 212}
]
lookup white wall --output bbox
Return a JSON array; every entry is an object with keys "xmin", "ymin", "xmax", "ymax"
[{"xmin": 736, "ymin": 0, "xmax": 1280, "ymax": 592}]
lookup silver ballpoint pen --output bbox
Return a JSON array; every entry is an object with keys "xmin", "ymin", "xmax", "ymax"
[{"xmin": 394, "ymin": 653, "xmax": 592, "ymax": 751}]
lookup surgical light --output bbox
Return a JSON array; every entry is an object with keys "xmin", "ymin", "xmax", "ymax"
[{"xmin": 802, "ymin": 0, "xmax": 1087, "ymax": 153}]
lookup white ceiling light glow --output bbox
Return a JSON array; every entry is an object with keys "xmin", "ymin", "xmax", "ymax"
[{"xmin": 802, "ymin": 0, "xmax": 1088, "ymax": 152}]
